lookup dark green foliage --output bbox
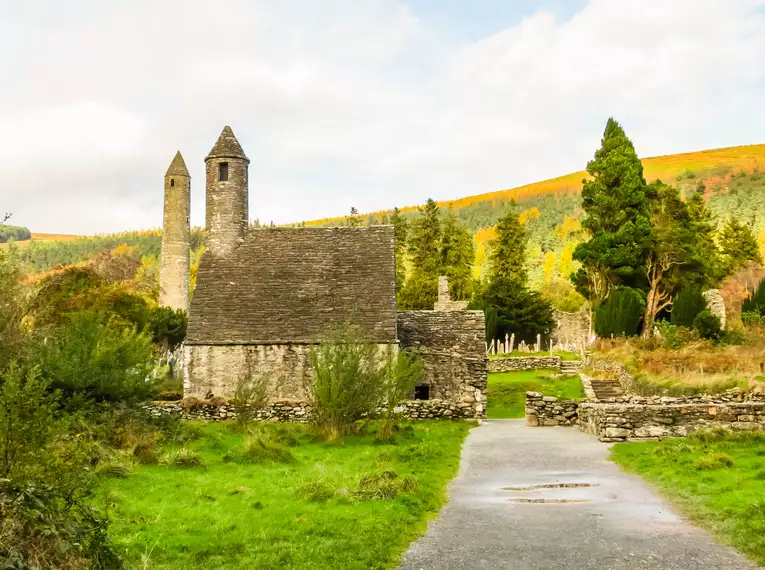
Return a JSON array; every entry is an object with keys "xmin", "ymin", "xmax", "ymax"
[
  {"xmin": 471, "ymin": 277, "xmax": 554, "ymax": 343},
  {"xmin": 594, "ymin": 287, "xmax": 646, "ymax": 337},
  {"xmin": 0, "ymin": 247, "xmax": 25, "ymax": 371},
  {"xmin": 407, "ymin": 198, "xmax": 442, "ymax": 276},
  {"xmin": 742, "ymin": 279, "xmax": 765, "ymax": 316},
  {"xmin": 440, "ymin": 212, "xmax": 475, "ymax": 301},
  {"xmin": 398, "ymin": 272, "xmax": 437, "ymax": 310},
  {"xmin": 693, "ymin": 309, "xmax": 722, "ymax": 339},
  {"xmin": 148, "ymin": 306, "xmax": 187, "ymax": 351},
  {"xmin": 379, "ymin": 349, "xmax": 424, "ymax": 439},
  {"xmin": 719, "ymin": 217, "xmax": 762, "ymax": 276},
  {"xmin": 573, "ymin": 118, "xmax": 653, "ymax": 301},
  {"xmin": 671, "ymin": 287, "xmax": 707, "ymax": 327},
  {"xmin": 35, "ymin": 312, "xmax": 155, "ymax": 408},
  {"xmin": 488, "ymin": 204, "xmax": 527, "ymax": 283},
  {"xmin": 0, "ymin": 224, "xmax": 31, "ymax": 243}
]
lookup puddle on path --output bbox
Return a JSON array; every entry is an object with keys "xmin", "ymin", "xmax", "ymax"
[
  {"xmin": 503, "ymin": 483, "xmax": 599, "ymax": 491},
  {"xmin": 509, "ymin": 498, "xmax": 590, "ymax": 504}
]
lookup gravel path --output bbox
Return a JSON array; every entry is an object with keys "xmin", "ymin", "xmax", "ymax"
[{"xmin": 399, "ymin": 419, "xmax": 759, "ymax": 570}]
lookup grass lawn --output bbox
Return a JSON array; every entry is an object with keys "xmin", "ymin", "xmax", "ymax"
[
  {"xmin": 488, "ymin": 350, "xmax": 579, "ymax": 361},
  {"xmin": 611, "ymin": 430, "xmax": 765, "ymax": 566},
  {"xmin": 99, "ymin": 420, "xmax": 472, "ymax": 570},
  {"xmin": 486, "ymin": 369, "xmax": 585, "ymax": 418}
]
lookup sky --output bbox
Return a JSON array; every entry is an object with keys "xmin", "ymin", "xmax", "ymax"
[{"xmin": 1, "ymin": 0, "xmax": 765, "ymax": 234}]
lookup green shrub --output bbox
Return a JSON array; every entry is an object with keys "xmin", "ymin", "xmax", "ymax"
[
  {"xmin": 695, "ymin": 452, "xmax": 735, "ymax": 470},
  {"xmin": 232, "ymin": 374, "xmax": 271, "ymax": 430},
  {"xmin": 223, "ymin": 436, "xmax": 293, "ymax": 464},
  {"xmin": 148, "ymin": 306, "xmax": 187, "ymax": 351},
  {"xmin": 742, "ymin": 280, "xmax": 765, "ymax": 317},
  {"xmin": 693, "ymin": 309, "xmax": 722, "ymax": 340},
  {"xmin": 378, "ymin": 348, "xmax": 424, "ymax": 440},
  {"xmin": 742, "ymin": 311, "xmax": 763, "ymax": 326},
  {"xmin": 0, "ymin": 224, "xmax": 31, "ymax": 243},
  {"xmin": 671, "ymin": 286, "xmax": 707, "ymax": 327},
  {"xmin": 655, "ymin": 321, "xmax": 698, "ymax": 349},
  {"xmin": 306, "ymin": 325, "xmax": 385, "ymax": 441},
  {"xmin": 35, "ymin": 311, "xmax": 156, "ymax": 408},
  {"xmin": 594, "ymin": 287, "xmax": 645, "ymax": 338}
]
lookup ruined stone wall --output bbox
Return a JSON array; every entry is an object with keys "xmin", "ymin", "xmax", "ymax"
[
  {"xmin": 397, "ymin": 311, "xmax": 487, "ymax": 418},
  {"xmin": 703, "ymin": 289, "xmax": 727, "ymax": 330},
  {"xmin": 525, "ymin": 390, "xmax": 765, "ymax": 441},
  {"xmin": 147, "ymin": 398, "xmax": 479, "ymax": 422},
  {"xmin": 585, "ymin": 358, "xmax": 636, "ymax": 393},
  {"xmin": 551, "ymin": 308, "xmax": 590, "ymax": 347},
  {"xmin": 578, "ymin": 393, "xmax": 765, "ymax": 441},
  {"xmin": 487, "ymin": 356, "xmax": 561, "ymax": 373},
  {"xmin": 525, "ymin": 392, "xmax": 580, "ymax": 426},
  {"xmin": 184, "ymin": 343, "xmax": 395, "ymax": 400},
  {"xmin": 159, "ymin": 162, "xmax": 190, "ymax": 312}
]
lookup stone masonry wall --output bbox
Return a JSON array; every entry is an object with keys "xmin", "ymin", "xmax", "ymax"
[
  {"xmin": 184, "ymin": 343, "xmax": 393, "ymax": 400},
  {"xmin": 578, "ymin": 393, "xmax": 765, "ymax": 441},
  {"xmin": 551, "ymin": 308, "xmax": 590, "ymax": 347},
  {"xmin": 585, "ymin": 359, "xmax": 636, "ymax": 393},
  {"xmin": 397, "ymin": 311, "xmax": 487, "ymax": 418},
  {"xmin": 148, "ymin": 398, "xmax": 479, "ymax": 422},
  {"xmin": 525, "ymin": 392, "xmax": 580, "ymax": 426},
  {"xmin": 487, "ymin": 356, "xmax": 561, "ymax": 373}
]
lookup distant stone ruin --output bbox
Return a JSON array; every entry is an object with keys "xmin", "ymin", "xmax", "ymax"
[
  {"xmin": 433, "ymin": 276, "xmax": 469, "ymax": 311},
  {"xmin": 702, "ymin": 289, "xmax": 726, "ymax": 330}
]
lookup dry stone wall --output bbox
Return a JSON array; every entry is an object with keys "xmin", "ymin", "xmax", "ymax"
[
  {"xmin": 397, "ymin": 311, "xmax": 487, "ymax": 418},
  {"xmin": 487, "ymin": 356, "xmax": 561, "ymax": 373},
  {"xmin": 585, "ymin": 359, "xmax": 636, "ymax": 393},
  {"xmin": 148, "ymin": 398, "xmax": 479, "ymax": 422},
  {"xmin": 525, "ymin": 392, "xmax": 580, "ymax": 426}
]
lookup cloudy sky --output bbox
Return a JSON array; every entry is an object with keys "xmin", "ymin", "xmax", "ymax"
[{"xmin": 1, "ymin": 0, "xmax": 765, "ymax": 234}]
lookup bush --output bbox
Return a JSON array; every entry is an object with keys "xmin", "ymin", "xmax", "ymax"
[
  {"xmin": 378, "ymin": 349, "xmax": 424, "ymax": 440},
  {"xmin": 693, "ymin": 309, "xmax": 722, "ymax": 340},
  {"xmin": 0, "ymin": 224, "xmax": 31, "ymax": 243},
  {"xmin": 654, "ymin": 321, "xmax": 698, "ymax": 349},
  {"xmin": 671, "ymin": 286, "xmax": 707, "ymax": 327},
  {"xmin": 742, "ymin": 279, "xmax": 765, "ymax": 317},
  {"xmin": 148, "ymin": 306, "xmax": 187, "ymax": 351},
  {"xmin": 232, "ymin": 374, "xmax": 271, "ymax": 430},
  {"xmin": 595, "ymin": 287, "xmax": 645, "ymax": 338},
  {"xmin": 35, "ymin": 311, "xmax": 156, "ymax": 408},
  {"xmin": 742, "ymin": 311, "xmax": 763, "ymax": 326},
  {"xmin": 306, "ymin": 325, "xmax": 385, "ymax": 441}
]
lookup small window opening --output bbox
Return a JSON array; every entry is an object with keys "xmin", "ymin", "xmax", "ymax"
[
  {"xmin": 414, "ymin": 385, "xmax": 430, "ymax": 401},
  {"xmin": 219, "ymin": 162, "xmax": 229, "ymax": 182},
  {"xmin": 170, "ymin": 178, "xmax": 175, "ymax": 187}
]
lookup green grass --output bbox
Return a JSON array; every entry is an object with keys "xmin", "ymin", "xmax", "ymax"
[
  {"xmin": 611, "ymin": 430, "xmax": 765, "ymax": 566},
  {"xmin": 99, "ymin": 421, "xmax": 472, "ymax": 570},
  {"xmin": 488, "ymin": 350, "xmax": 579, "ymax": 361},
  {"xmin": 486, "ymin": 369, "xmax": 585, "ymax": 418}
]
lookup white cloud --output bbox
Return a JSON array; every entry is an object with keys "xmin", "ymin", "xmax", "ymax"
[{"xmin": 0, "ymin": 0, "xmax": 764, "ymax": 233}]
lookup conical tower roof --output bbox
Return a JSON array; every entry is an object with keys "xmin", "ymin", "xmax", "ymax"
[
  {"xmin": 205, "ymin": 125, "xmax": 249, "ymax": 162},
  {"xmin": 165, "ymin": 151, "xmax": 190, "ymax": 177}
]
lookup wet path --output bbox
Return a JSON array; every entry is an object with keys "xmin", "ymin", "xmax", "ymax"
[{"xmin": 399, "ymin": 420, "xmax": 759, "ymax": 570}]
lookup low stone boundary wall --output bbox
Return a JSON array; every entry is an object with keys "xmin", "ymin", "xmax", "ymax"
[
  {"xmin": 488, "ymin": 356, "xmax": 561, "ymax": 373},
  {"xmin": 526, "ymin": 391, "xmax": 765, "ymax": 440},
  {"xmin": 147, "ymin": 398, "xmax": 481, "ymax": 422},
  {"xmin": 525, "ymin": 392, "xmax": 580, "ymax": 426}
]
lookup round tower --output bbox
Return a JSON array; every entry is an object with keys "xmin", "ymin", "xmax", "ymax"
[
  {"xmin": 205, "ymin": 126, "xmax": 249, "ymax": 256},
  {"xmin": 159, "ymin": 151, "xmax": 191, "ymax": 312}
]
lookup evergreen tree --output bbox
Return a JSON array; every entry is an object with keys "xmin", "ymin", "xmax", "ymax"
[
  {"xmin": 390, "ymin": 208, "xmax": 409, "ymax": 295},
  {"xmin": 398, "ymin": 199, "xmax": 441, "ymax": 309},
  {"xmin": 686, "ymin": 192, "xmax": 721, "ymax": 283},
  {"xmin": 572, "ymin": 118, "xmax": 653, "ymax": 303},
  {"xmin": 488, "ymin": 204, "xmax": 527, "ymax": 284},
  {"xmin": 440, "ymin": 212, "xmax": 475, "ymax": 300},
  {"xmin": 718, "ymin": 216, "xmax": 762, "ymax": 276},
  {"xmin": 346, "ymin": 207, "xmax": 361, "ymax": 227}
]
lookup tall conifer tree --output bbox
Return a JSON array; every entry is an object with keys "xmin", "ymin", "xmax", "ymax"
[
  {"xmin": 719, "ymin": 217, "xmax": 762, "ymax": 276},
  {"xmin": 488, "ymin": 204, "xmax": 527, "ymax": 283},
  {"xmin": 440, "ymin": 212, "xmax": 475, "ymax": 300},
  {"xmin": 572, "ymin": 118, "xmax": 653, "ymax": 303},
  {"xmin": 390, "ymin": 208, "xmax": 409, "ymax": 295}
]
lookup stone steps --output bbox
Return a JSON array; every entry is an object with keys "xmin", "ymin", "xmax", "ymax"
[
  {"xmin": 559, "ymin": 360, "xmax": 582, "ymax": 374},
  {"xmin": 588, "ymin": 379, "xmax": 623, "ymax": 400}
]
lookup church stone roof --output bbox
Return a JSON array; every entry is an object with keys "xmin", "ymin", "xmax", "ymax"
[
  {"xmin": 205, "ymin": 125, "xmax": 249, "ymax": 163},
  {"xmin": 165, "ymin": 151, "xmax": 190, "ymax": 177},
  {"xmin": 186, "ymin": 226, "xmax": 397, "ymax": 344}
]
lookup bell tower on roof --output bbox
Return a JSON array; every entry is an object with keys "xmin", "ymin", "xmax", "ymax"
[
  {"xmin": 205, "ymin": 126, "xmax": 249, "ymax": 257},
  {"xmin": 159, "ymin": 151, "xmax": 191, "ymax": 312}
]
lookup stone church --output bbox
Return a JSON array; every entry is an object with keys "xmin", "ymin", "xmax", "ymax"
[{"xmin": 159, "ymin": 127, "xmax": 487, "ymax": 418}]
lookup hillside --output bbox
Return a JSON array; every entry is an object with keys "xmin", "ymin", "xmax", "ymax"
[{"xmin": 8, "ymin": 144, "xmax": 765, "ymax": 283}]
